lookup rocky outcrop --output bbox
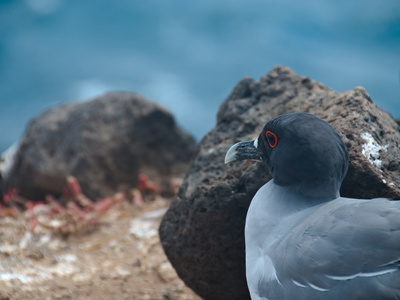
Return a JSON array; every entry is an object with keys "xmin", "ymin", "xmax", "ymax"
[
  {"xmin": 159, "ymin": 66, "xmax": 400, "ymax": 300},
  {"xmin": 2, "ymin": 92, "xmax": 196, "ymax": 201}
]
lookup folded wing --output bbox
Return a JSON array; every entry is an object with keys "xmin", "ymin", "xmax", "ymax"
[{"xmin": 271, "ymin": 198, "xmax": 400, "ymax": 292}]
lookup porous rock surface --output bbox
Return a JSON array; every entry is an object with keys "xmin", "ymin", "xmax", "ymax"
[
  {"xmin": 159, "ymin": 66, "xmax": 400, "ymax": 300},
  {"xmin": 2, "ymin": 92, "xmax": 195, "ymax": 201}
]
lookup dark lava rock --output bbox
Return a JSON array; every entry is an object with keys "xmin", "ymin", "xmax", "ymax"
[
  {"xmin": 159, "ymin": 66, "xmax": 400, "ymax": 300},
  {"xmin": 2, "ymin": 92, "xmax": 195, "ymax": 201}
]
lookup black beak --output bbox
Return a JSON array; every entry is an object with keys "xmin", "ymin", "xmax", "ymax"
[{"xmin": 225, "ymin": 139, "xmax": 263, "ymax": 164}]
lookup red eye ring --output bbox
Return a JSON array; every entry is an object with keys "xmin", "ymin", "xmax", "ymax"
[{"xmin": 266, "ymin": 131, "xmax": 278, "ymax": 148}]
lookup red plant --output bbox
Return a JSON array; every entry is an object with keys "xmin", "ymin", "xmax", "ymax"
[
  {"xmin": 0, "ymin": 174, "xmax": 162, "ymax": 235},
  {"xmin": 138, "ymin": 174, "xmax": 160, "ymax": 194}
]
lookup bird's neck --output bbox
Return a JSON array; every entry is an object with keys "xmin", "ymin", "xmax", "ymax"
[
  {"xmin": 251, "ymin": 180, "xmax": 336, "ymax": 219},
  {"xmin": 245, "ymin": 180, "xmax": 328, "ymax": 251},
  {"xmin": 274, "ymin": 178, "xmax": 340, "ymax": 204}
]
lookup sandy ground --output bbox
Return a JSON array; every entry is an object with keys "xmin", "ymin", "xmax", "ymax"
[{"xmin": 0, "ymin": 197, "xmax": 201, "ymax": 300}]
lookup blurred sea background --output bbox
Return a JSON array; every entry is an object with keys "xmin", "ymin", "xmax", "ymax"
[{"xmin": 0, "ymin": 0, "xmax": 399, "ymax": 152}]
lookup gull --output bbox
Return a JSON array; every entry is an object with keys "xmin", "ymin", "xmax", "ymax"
[{"xmin": 225, "ymin": 112, "xmax": 400, "ymax": 300}]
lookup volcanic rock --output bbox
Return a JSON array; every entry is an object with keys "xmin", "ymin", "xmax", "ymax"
[
  {"xmin": 159, "ymin": 66, "xmax": 400, "ymax": 300},
  {"xmin": 2, "ymin": 92, "xmax": 195, "ymax": 201}
]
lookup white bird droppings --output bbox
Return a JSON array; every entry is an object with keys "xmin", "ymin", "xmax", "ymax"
[
  {"xmin": 129, "ymin": 208, "xmax": 167, "ymax": 239},
  {"xmin": 0, "ymin": 273, "xmax": 32, "ymax": 283},
  {"xmin": 361, "ymin": 132, "xmax": 389, "ymax": 170}
]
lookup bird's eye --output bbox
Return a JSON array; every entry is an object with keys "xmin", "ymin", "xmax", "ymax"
[{"xmin": 266, "ymin": 131, "xmax": 278, "ymax": 148}]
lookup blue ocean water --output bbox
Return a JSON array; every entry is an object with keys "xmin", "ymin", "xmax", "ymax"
[{"xmin": 0, "ymin": 0, "xmax": 399, "ymax": 152}]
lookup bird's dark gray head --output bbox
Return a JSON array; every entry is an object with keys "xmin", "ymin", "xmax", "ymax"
[{"xmin": 225, "ymin": 112, "xmax": 349, "ymax": 200}]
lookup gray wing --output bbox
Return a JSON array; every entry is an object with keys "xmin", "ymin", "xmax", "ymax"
[{"xmin": 271, "ymin": 197, "xmax": 400, "ymax": 291}]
